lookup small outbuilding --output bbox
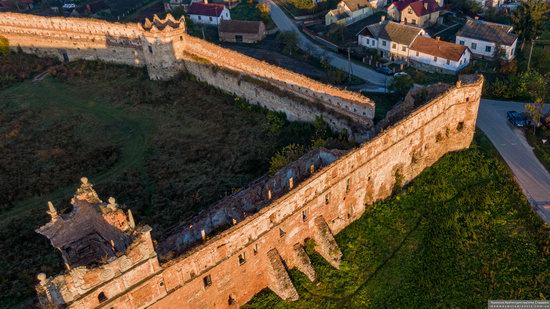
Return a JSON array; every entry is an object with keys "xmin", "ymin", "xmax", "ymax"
[{"xmin": 218, "ymin": 20, "xmax": 266, "ymax": 43}]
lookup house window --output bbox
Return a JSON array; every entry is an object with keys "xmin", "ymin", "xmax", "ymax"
[
  {"xmin": 402, "ymin": 46, "xmax": 406, "ymax": 52},
  {"xmin": 203, "ymin": 275, "xmax": 212, "ymax": 288},
  {"xmin": 433, "ymin": 56, "xmax": 437, "ymax": 62},
  {"xmin": 408, "ymin": 8, "xmax": 412, "ymax": 13},
  {"xmin": 446, "ymin": 59, "xmax": 450, "ymax": 65},
  {"xmin": 98, "ymin": 292, "xmax": 107, "ymax": 303},
  {"xmin": 392, "ymin": 43, "xmax": 396, "ymax": 49},
  {"xmin": 485, "ymin": 46, "xmax": 492, "ymax": 53},
  {"xmin": 411, "ymin": 19, "xmax": 416, "ymax": 24},
  {"xmin": 382, "ymin": 40, "xmax": 386, "ymax": 46},
  {"xmin": 238, "ymin": 253, "xmax": 246, "ymax": 265},
  {"xmin": 198, "ymin": 15, "xmax": 201, "ymax": 20},
  {"xmin": 471, "ymin": 42, "xmax": 477, "ymax": 50},
  {"xmin": 416, "ymin": 51, "xmax": 419, "ymax": 56},
  {"xmin": 209, "ymin": 16, "xmax": 213, "ymax": 22},
  {"xmin": 459, "ymin": 40, "xmax": 465, "ymax": 45}
]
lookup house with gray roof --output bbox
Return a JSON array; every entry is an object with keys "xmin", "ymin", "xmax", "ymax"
[
  {"xmin": 455, "ymin": 18, "xmax": 518, "ymax": 60},
  {"xmin": 357, "ymin": 17, "xmax": 428, "ymax": 60}
]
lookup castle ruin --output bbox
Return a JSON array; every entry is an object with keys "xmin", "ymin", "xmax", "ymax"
[
  {"xmin": 0, "ymin": 12, "xmax": 484, "ymax": 309},
  {"xmin": 0, "ymin": 12, "xmax": 375, "ymax": 140}
]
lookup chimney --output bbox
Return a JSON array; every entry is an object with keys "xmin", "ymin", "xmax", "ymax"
[{"xmin": 436, "ymin": 36, "xmax": 440, "ymax": 40}]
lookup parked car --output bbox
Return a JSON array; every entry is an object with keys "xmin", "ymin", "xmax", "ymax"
[
  {"xmin": 393, "ymin": 71, "xmax": 409, "ymax": 77},
  {"xmin": 506, "ymin": 111, "xmax": 531, "ymax": 127},
  {"xmin": 375, "ymin": 66, "xmax": 393, "ymax": 75}
]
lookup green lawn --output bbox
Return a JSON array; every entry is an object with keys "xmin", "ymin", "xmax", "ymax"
[
  {"xmin": 245, "ymin": 131, "xmax": 550, "ymax": 308},
  {"xmin": 362, "ymin": 92, "xmax": 400, "ymax": 123},
  {"xmin": 526, "ymin": 127, "xmax": 550, "ymax": 173},
  {"xmin": 230, "ymin": 1, "xmax": 276, "ymax": 30},
  {"xmin": 404, "ymin": 67, "xmax": 457, "ymax": 85}
]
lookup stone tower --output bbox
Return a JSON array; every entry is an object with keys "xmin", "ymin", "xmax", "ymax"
[
  {"xmin": 139, "ymin": 14, "xmax": 187, "ymax": 80},
  {"xmin": 35, "ymin": 178, "xmax": 160, "ymax": 308}
]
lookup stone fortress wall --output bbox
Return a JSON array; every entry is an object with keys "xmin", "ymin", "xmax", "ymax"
[
  {"xmin": 0, "ymin": 12, "xmax": 375, "ymax": 138},
  {"xmin": 35, "ymin": 74, "xmax": 483, "ymax": 308}
]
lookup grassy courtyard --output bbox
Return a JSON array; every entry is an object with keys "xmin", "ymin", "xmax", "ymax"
[
  {"xmin": 0, "ymin": 57, "xmax": 339, "ymax": 308},
  {"xmin": 245, "ymin": 131, "xmax": 550, "ymax": 308}
]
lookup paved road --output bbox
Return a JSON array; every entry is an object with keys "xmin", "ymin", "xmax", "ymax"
[
  {"xmin": 265, "ymin": 0, "xmax": 391, "ymax": 87},
  {"xmin": 477, "ymin": 99, "xmax": 550, "ymax": 225}
]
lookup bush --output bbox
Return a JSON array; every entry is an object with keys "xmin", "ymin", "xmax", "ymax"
[
  {"xmin": 269, "ymin": 144, "xmax": 305, "ymax": 175},
  {"xmin": 0, "ymin": 36, "xmax": 8, "ymax": 56}
]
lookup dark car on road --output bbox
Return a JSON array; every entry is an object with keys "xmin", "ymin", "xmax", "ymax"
[
  {"xmin": 506, "ymin": 111, "xmax": 531, "ymax": 127},
  {"xmin": 375, "ymin": 66, "xmax": 393, "ymax": 75}
]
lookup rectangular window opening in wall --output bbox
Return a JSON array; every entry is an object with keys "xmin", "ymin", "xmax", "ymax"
[
  {"xmin": 203, "ymin": 275, "xmax": 212, "ymax": 288},
  {"xmin": 238, "ymin": 253, "xmax": 246, "ymax": 265},
  {"xmin": 302, "ymin": 210, "xmax": 308, "ymax": 222},
  {"xmin": 148, "ymin": 45, "xmax": 153, "ymax": 54},
  {"xmin": 346, "ymin": 178, "xmax": 351, "ymax": 193},
  {"xmin": 325, "ymin": 193, "xmax": 330, "ymax": 205},
  {"xmin": 180, "ymin": 36, "xmax": 183, "ymax": 41},
  {"xmin": 279, "ymin": 228, "xmax": 286, "ymax": 237},
  {"xmin": 253, "ymin": 244, "xmax": 258, "ymax": 255}
]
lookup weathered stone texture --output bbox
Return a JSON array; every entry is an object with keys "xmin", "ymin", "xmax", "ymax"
[
  {"xmin": 292, "ymin": 244, "xmax": 317, "ymax": 281},
  {"xmin": 0, "ymin": 12, "xmax": 375, "ymax": 137},
  {"xmin": 35, "ymin": 75, "xmax": 482, "ymax": 309},
  {"xmin": 266, "ymin": 249, "xmax": 299, "ymax": 301},
  {"xmin": 312, "ymin": 216, "xmax": 343, "ymax": 269}
]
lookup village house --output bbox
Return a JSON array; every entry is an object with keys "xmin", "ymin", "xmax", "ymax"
[
  {"xmin": 188, "ymin": 2, "xmax": 230, "ymax": 25},
  {"xmin": 0, "ymin": 0, "xmax": 33, "ymax": 11},
  {"xmin": 387, "ymin": 0, "xmax": 443, "ymax": 28},
  {"xmin": 455, "ymin": 18, "xmax": 518, "ymax": 60},
  {"xmin": 325, "ymin": 0, "xmax": 373, "ymax": 26},
  {"xmin": 358, "ymin": 18, "xmax": 427, "ymax": 60},
  {"xmin": 218, "ymin": 20, "xmax": 266, "ymax": 43},
  {"xmin": 409, "ymin": 36, "xmax": 470, "ymax": 73}
]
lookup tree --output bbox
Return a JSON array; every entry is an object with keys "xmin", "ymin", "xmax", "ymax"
[
  {"xmin": 328, "ymin": 23, "xmax": 345, "ymax": 43},
  {"xmin": 0, "ymin": 36, "xmax": 8, "ymax": 57},
  {"xmin": 256, "ymin": 3, "xmax": 270, "ymax": 23},
  {"xmin": 511, "ymin": 0, "xmax": 549, "ymax": 50},
  {"xmin": 525, "ymin": 99, "xmax": 544, "ymax": 134},
  {"xmin": 389, "ymin": 74, "xmax": 414, "ymax": 97},
  {"xmin": 269, "ymin": 144, "xmax": 305, "ymax": 175},
  {"xmin": 276, "ymin": 32, "xmax": 298, "ymax": 56},
  {"xmin": 517, "ymin": 70, "xmax": 548, "ymax": 101}
]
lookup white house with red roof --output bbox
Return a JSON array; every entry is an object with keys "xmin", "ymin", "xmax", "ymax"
[
  {"xmin": 188, "ymin": 2, "xmax": 230, "ymax": 25},
  {"xmin": 387, "ymin": 0, "xmax": 443, "ymax": 28}
]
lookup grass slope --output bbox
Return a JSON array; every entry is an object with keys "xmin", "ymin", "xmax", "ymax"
[{"xmin": 245, "ymin": 131, "xmax": 550, "ymax": 308}]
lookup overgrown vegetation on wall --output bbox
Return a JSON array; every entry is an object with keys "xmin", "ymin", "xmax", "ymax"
[{"xmin": 245, "ymin": 131, "xmax": 550, "ymax": 308}]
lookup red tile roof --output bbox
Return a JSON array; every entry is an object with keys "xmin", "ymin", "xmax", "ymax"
[
  {"xmin": 408, "ymin": 0, "xmax": 441, "ymax": 16},
  {"xmin": 188, "ymin": 2, "xmax": 225, "ymax": 17},
  {"xmin": 391, "ymin": 0, "xmax": 441, "ymax": 15},
  {"xmin": 411, "ymin": 37, "xmax": 468, "ymax": 61}
]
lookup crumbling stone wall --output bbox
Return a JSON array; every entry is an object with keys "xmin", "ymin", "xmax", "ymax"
[
  {"xmin": 0, "ymin": 12, "xmax": 375, "ymax": 138},
  {"xmin": 36, "ymin": 76, "xmax": 482, "ymax": 308}
]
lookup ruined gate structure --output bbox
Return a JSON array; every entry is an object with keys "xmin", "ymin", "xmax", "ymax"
[
  {"xmin": 34, "ymin": 73, "xmax": 483, "ymax": 308},
  {"xmin": 0, "ymin": 12, "xmax": 375, "ymax": 139}
]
